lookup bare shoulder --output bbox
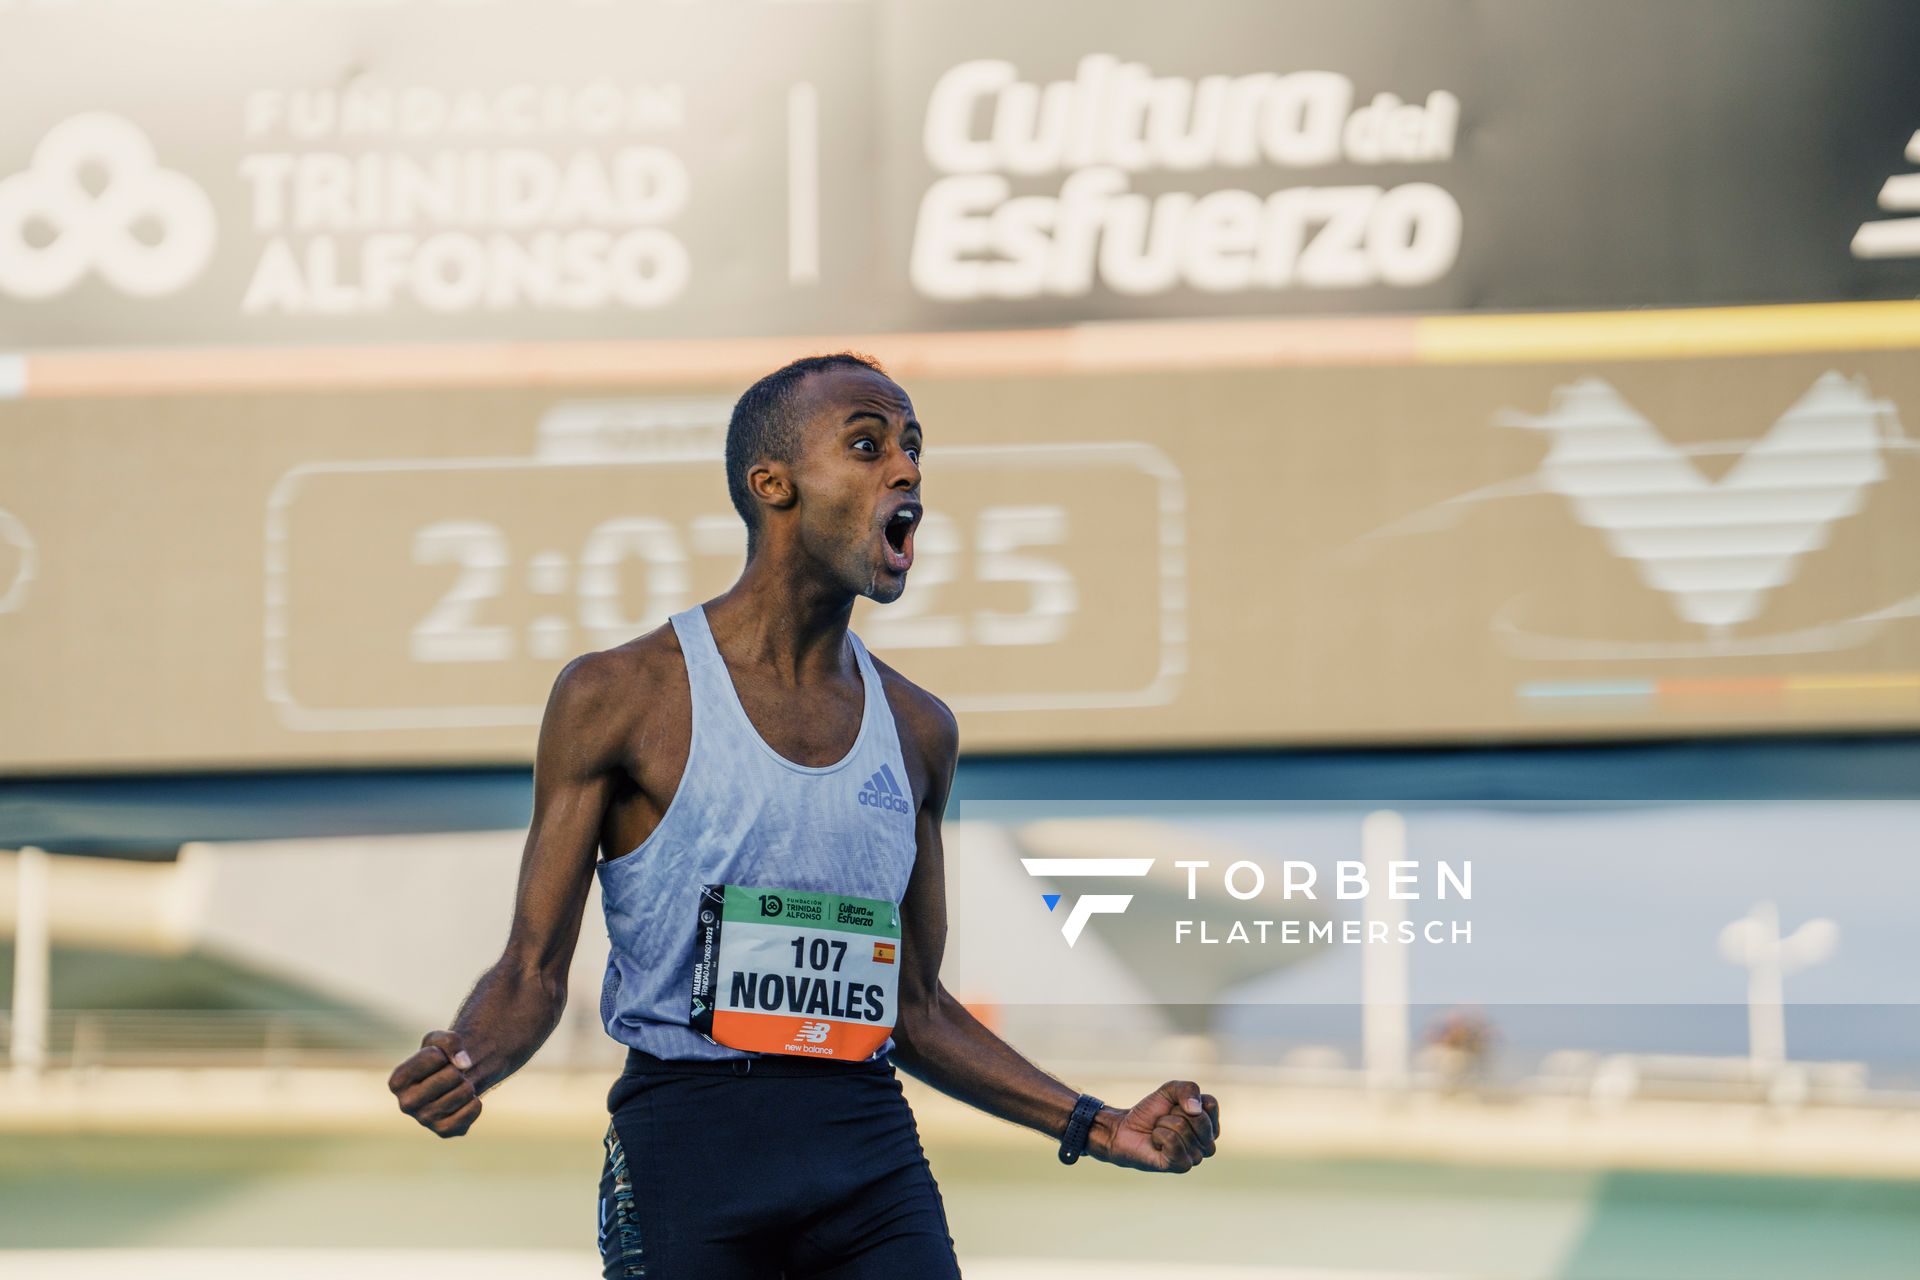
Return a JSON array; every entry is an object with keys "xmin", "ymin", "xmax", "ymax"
[
  {"xmin": 604, "ymin": 620, "xmax": 688, "ymax": 691},
  {"xmin": 542, "ymin": 622, "xmax": 687, "ymax": 756},
  {"xmin": 869, "ymin": 653, "xmax": 959, "ymax": 776}
]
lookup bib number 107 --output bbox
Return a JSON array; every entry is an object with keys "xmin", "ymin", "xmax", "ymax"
[{"xmin": 791, "ymin": 937, "xmax": 848, "ymax": 972}]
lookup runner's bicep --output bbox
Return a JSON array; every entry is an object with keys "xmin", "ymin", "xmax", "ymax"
[
  {"xmin": 503, "ymin": 657, "xmax": 627, "ymax": 981},
  {"xmin": 896, "ymin": 808, "xmax": 950, "ymax": 1011},
  {"xmin": 891, "ymin": 678, "xmax": 959, "ymax": 1017}
]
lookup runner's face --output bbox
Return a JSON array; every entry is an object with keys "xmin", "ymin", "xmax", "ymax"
[{"xmin": 788, "ymin": 367, "xmax": 923, "ymax": 604}]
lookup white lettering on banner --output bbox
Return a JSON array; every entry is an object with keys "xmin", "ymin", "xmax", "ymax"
[
  {"xmin": 237, "ymin": 81, "xmax": 692, "ymax": 315},
  {"xmin": 912, "ymin": 55, "xmax": 1463, "ymax": 302},
  {"xmin": 242, "ymin": 83, "xmax": 685, "ymax": 141},
  {"xmin": 924, "ymin": 57, "xmax": 1456, "ymax": 174},
  {"xmin": 242, "ymin": 228, "xmax": 690, "ymax": 314},
  {"xmin": 238, "ymin": 149, "xmax": 688, "ymax": 232}
]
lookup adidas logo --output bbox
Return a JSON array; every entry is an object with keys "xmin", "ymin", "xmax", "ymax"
[{"xmin": 857, "ymin": 764, "xmax": 912, "ymax": 815}]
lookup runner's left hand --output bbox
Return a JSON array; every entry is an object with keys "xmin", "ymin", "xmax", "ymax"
[{"xmin": 1091, "ymin": 1080, "xmax": 1220, "ymax": 1173}]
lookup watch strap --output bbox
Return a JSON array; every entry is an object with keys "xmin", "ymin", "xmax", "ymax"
[{"xmin": 1058, "ymin": 1093, "xmax": 1104, "ymax": 1165}]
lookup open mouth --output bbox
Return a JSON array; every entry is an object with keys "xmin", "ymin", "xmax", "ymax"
[{"xmin": 882, "ymin": 505, "xmax": 918, "ymax": 571}]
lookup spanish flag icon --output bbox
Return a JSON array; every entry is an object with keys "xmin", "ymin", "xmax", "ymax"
[{"xmin": 873, "ymin": 941, "xmax": 897, "ymax": 964}]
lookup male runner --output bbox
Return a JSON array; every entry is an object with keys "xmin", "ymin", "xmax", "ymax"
[{"xmin": 388, "ymin": 353, "xmax": 1221, "ymax": 1278}]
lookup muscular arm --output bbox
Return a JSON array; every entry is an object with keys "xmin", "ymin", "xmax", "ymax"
[
  {"xmin": 389, "ymin": 652, "xmax": 630, "ymax": 1134},
  {"xmin": 883, "ymin": 678, "xmax": 1218, "ymax": 1172},
  {"xmin": 884, "ymin": 695, "xmax": 1089, "ymax": 1140}
]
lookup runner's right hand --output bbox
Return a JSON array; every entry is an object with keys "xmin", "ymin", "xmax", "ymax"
[{"xmin": 388, "ymin": 1029, "xmax": 482, "ymax": 1138}]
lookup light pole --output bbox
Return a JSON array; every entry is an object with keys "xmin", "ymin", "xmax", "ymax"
[
  {"xmin": 10, "ymin": 846, "xmax": 50, "ymax": 1087},
  {"xmin": 1361, "ymin": 811, "xmax": 1408, "ymax": 1091},
  {"xmin": 1718, "ymin": 901, "xmax": 1838, "ymax": 1074}
]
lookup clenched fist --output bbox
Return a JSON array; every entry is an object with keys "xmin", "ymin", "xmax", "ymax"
[
  {"xmin": 388, "ymin": 1029, "xmax": 483, "ymax": 1138},
  {"xmin": 1094, "ymin": 1080, "xmax": 1220, "ymax": 1173}
]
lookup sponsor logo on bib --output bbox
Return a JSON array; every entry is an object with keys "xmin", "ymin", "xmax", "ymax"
[{"xmin": 690, "ymin": 884, "xmax": 903, "ymax": 1059}]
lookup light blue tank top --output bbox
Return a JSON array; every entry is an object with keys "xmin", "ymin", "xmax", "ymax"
[{"xmin": 596, "ymin": 604, "xmax": 919, "ymax": 1061}]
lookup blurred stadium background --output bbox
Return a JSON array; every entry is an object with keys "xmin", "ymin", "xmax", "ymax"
[{"xmin": 4, "ymin": 1, "xmax": 1920, "ymax": 1276}]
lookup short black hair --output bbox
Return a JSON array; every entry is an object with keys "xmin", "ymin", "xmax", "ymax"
[{"xmin": 725, "ymin": 351, "xmax": 886, "ymax": 555}]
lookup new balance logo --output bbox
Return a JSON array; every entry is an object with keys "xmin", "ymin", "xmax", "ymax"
[
  {"xmin": 857, "ymin": 764, "xmax": 912, "ymax": 815},
  {"xmin": 794, "ymin": 1020, "xmax": 833, "ymax": 1044},
  {"xmin": 1021, "ymin": 857, "xmax": 1155, "ymax": 947}
]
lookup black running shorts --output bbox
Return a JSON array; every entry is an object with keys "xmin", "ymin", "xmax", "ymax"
[{"xmin": 597, "ymin": 1047, "xmax": 963, "ymax": 1279}]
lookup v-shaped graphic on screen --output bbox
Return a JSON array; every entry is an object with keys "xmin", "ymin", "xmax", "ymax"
[{"xmin": 1359, "ymin": 371, "xmax": 1918, "ymax": 659}]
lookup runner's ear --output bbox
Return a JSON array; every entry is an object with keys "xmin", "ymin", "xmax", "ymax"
[{"xmin": 749, "ymin": 459, "xmax": 795, "ymax": 512}]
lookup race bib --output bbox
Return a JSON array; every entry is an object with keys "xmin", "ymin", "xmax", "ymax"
[{"xmin": 689, "ymin": 884, "xmax": 901, "ymax": 1059}]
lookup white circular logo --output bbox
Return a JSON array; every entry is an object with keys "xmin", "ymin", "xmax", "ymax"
[
  {"xmin": 0, "ymin": 112, "xmax": 215, "ymax": 299},
  {"xmin": 0, "ymin": 506, "xmax": 35, "ymax": 615}
]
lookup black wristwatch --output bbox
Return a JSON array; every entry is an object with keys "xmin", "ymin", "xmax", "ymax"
[{"xmin": 1058, "ymin": 1093, "xmax": 1105, "ymax": 1165}]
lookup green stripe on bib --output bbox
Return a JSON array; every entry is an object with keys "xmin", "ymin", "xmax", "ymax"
[{"xmin": 719, "ymin": 885, "xmax": 900, "ymax": 938}]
